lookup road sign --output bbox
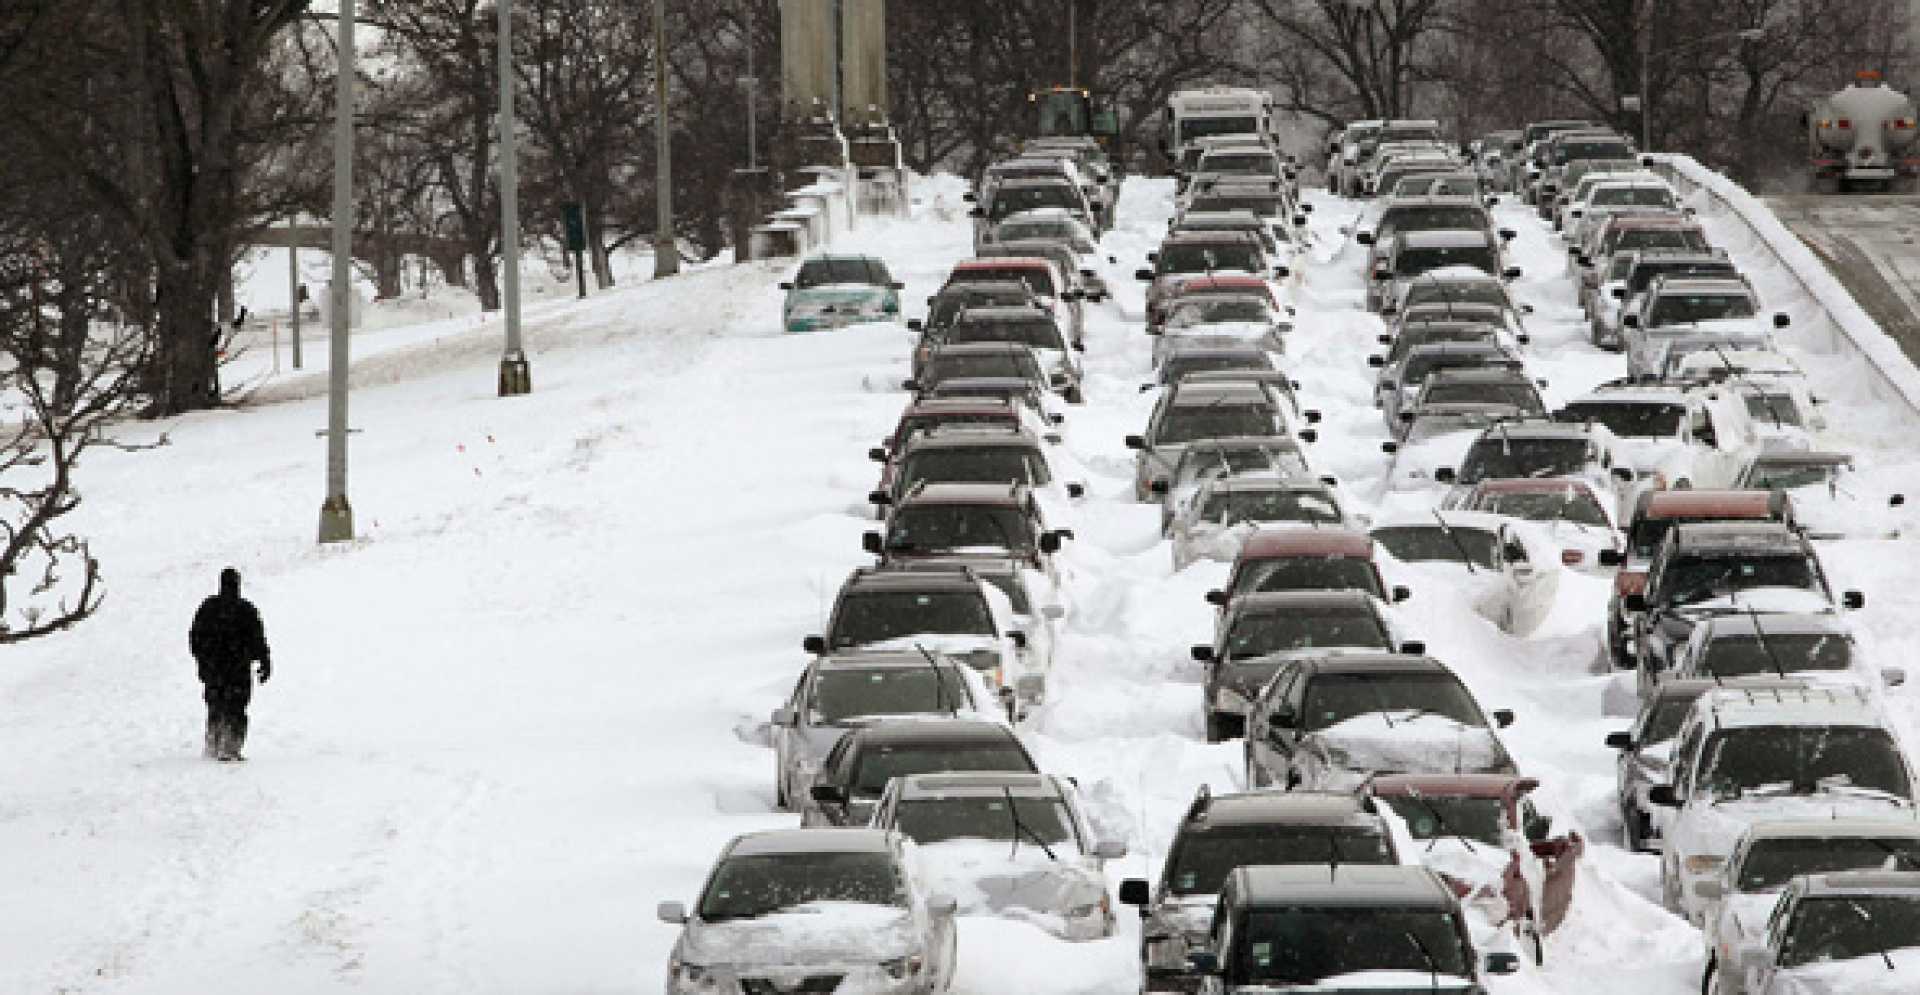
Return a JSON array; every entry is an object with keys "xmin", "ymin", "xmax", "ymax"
[{"xmin": 561, "ymin": 202, "xmax": 587, "ymax": 252}]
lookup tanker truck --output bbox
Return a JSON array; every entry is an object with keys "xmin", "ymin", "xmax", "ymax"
[{"xmin": 1808, "ymin": 71, "xmax": 1920, "ymax": 192}]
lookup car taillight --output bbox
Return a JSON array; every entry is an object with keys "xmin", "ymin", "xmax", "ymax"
[
  {"xmin": 1837, "ymin": 118, "xmax": 1853, "ymax": 129},
  {"xmin": 1562, "ymin": 549, "xmax": 1584, "ymax": 566}
]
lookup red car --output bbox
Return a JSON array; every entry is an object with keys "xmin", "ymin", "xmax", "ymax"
[
  {"xmin": 1205, "ymin": 528, "xmax": 1408, "ymax": 613},
  {"xmin": 1366, "ymin": 773, "xmax": 1583, "ymax": 964}
]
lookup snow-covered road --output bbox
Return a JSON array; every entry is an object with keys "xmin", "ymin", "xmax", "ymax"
[{"xmin": 3, "ymin": 171, "xmax": 1917, "ymax": 994}]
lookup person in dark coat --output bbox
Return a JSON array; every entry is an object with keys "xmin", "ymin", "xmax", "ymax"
[{"xmin": 189, "ymin": 568, "xmax": 271, "ymax": 761}]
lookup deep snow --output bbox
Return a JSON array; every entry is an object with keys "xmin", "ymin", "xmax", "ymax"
[{"xmin": 2, "ymin": 169, "xmax": 1917, "ymax": 994}]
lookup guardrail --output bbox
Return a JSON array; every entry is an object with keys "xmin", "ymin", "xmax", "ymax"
[{"xmin": 1648, "ymin": 154, "xmax": 1920, "ymax": 425}]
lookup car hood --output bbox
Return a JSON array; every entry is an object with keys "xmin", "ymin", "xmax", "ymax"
[
  {"xmin": 682, "ymin": 903, "xmax": 917, "ymax": 967},
  {"xmin": 1686, "ymin": 795, "xmax": 1915, "ymax": 859},
  {"xmin": 1312, "ymin": 716, "xmax": 1511, "ymax": 781},
  {"xmin": 1772, "ymin": 947, "xmax": 1920, "ymax": 994},
  {"xmin": 1780, "ymin": 485, "xmax": 1910, "ymax": 539},
  {"xmin": 913, "ymin": 841, "xmax": 1105, "ymax": 920},
  {"xmin": 1713, "ymin": 891, "xmax": 1780, "ymax": 947},
  {"xmin": 790, "ymin": 286, "xmax": 887, "ymax": 306}
]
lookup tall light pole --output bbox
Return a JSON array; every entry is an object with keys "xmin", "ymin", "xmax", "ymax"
[
  {"xmin": 318, "ymin": 0, "xmax": 357, "ymax": 544},
  {"xmin": 653, "ymin": 0, "xmax": 679, "ymax": 278},
  {"xmin": 497, "ymin": 0, "xmax": 531, "ymax": 395}
]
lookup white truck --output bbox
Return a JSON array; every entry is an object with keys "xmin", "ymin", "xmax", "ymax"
[
  {"xmin": 1162, "ymin": 86, "xmax": 1276, "ymax": 175},
  {"xmin": 1808, "ymin": 71, "xmax": 1920, "ymax": 192}
]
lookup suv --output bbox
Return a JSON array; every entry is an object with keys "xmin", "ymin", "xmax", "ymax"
[
  {"xmin": 1372, "ymin": 340, "xmax": 1521, "ymax": 431},
  {"xmin": 971, "ymin": 177, "xmax": 1095, "ymax": 246},
  {"xmin": 1207, "ymin": 528, "xmax": 1408, "ymax": 611},
  {"xmin": 1454, "ymin": 477, "xmax": 1622, "ymax": 572},
  {"xmin": 1714, "ymin": 870, "xmax": 1920, "ymax": 994},
  {"xmin": 1627, "ymin": 522, "xmax": 1861, "ymax": 675},
  {"xmin": 1190, "ymin": 590, "xmax": 1404, "ymax": 741},
  {"xmin": 1621, "ymin": 276, "xmax": 1788, "ymax": 376},
  {"xmin": 939, "ymin": 257, "xmax": 1084, "ymax": 342},
  {"xmin": 1434, "ymin": 418, "xmax": 1633, "ymax": 513},
  {"xmin": 865, "ymin": 481, "xmax": 1072, "ymax": 589},
  {"xmin": 779, "ymin": 254, "xmax": 905, "ymax": 333},
  {"xmin": 1650, "ymin": 685, "xmax": 1917, "ymax": 923},
  {"xmin": 803, "ymin": 719, "xmax": 1038, "ymax": 828},
  {"xmin": 1369, "ymin": 229, "xmax": 1518, "ymax": 313},
  {"xmin": 803, "ymin": 565, "xmax": 1025, "ymax": 706},
  {"xmin": 1588, "ymin": 249, "xmax": 1737, "ymax": 348},
  {"xmin": 1118, "ymin": 788, "xmax": 1404, "ymax": 994},
  {"xmin": 1244, "ymin": 652, "xmax": 1517, "ymax": 792},
  {"xmin": 1127, "ymin": 381, "xmax": 1291, "ymax": 500},
  {"xmin": 1558, "ymin": 382, "xmax": 1765, "ymax": 492},
  {"xmin": 1152, "ymin": 436, "xmax": 1315, "ymax": 532},
  {"xmin": 908, "ymin": 341, "xmax": 1049, "ymax": 399},
  {"xmin": 1397, "ymin": 366, "xmax": 1548, "ymax": 441},
  {"xmin": 1666, "ymin": 612, "xmax": 1903, "ymax": 694},
  {"xmin": 1138, "ymin": 232, "xmax": 1278, "ymax": 328},
  {"xmin": 1180, "ymin": 864, "xmax": 1519, "ymax": 992}
]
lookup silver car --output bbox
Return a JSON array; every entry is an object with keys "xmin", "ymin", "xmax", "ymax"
[{"xmin": 657, "ymin": 828, "xmax": 958, "ymax": 994}]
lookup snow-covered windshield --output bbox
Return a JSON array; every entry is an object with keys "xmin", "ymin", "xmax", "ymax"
[
  {"xmin": 930, "ymin": 288, "xmax": 1031, "ymax": 327},
  {"xmin": 1158, "ymin": 243, "xmax": 1262, "ymax": 274},
  {"xmin": 1779, "ymin": 896, "xmax": 1920, "ymax": 968},
  {"xmin": 699, "ymin": 852, "xmax": 904, "ymax": 919},
  {"xmin": 1167, "ymin": 826, "xmax": 1395, "ymax": 895},
  {"xmin": 1562, "ymin": 400, "xmax": 1684, "ymax": 438},
  {"xmin": 812, "ymin": 667, "xmax": 970, "ymax": 723},
  {"xmin": 1234, "ymin": 909, "xmax": 1470, "ymax": 983},
  {"xmin": 1475, "ymin": 486, "xmax": 1610, "ymax": 528},
  {"xmin": 1395, "ymin": 246, "xmax": 1497, "ymax": 277},
  {"xmin": 1649, "ymin": 293, "xmax": 1756, "ymax": 325},
  {"xmin": 1378, "ymin": 796, "xmax": 1505, "ymax": 846},
  {"xmin": 951, "ymin": 266, "xmax": 1060, "ymax": 298},
  {"xmin": 1372, "ymin": 526, "xmax": 1500, "ymax": 570},
  {"xmin": 833, "ymin": 592, "xmax": 994, "ymax": 647},
  {"xmin": 885, "ymin": 506, "xmax": 1035, "ymax": 555},
  {"xmin": 1744, "ymin": 461, "xmax": 1841, "ymax": 489},
  {"xmin": 1422, "ymin": 382, "xmax": 1543, "ymax": 412},
  {"xmin": 1400, "ymin": 351, "xmax": 1504, "ymax": 385},
  {"xmin": 1697, "ymin": 632, "xmax": 1852, "ymax": 679},
  {"xmin": 1224, "ymin": 607, "xmax": 1388, "ymax": 660},
  {"xmin": 1380, "ymin": 207, "xmax": 1491, "ymax": 238},
  {"xmin": 1739, "ymin": 837, "xmax": 1920, "ymax": 891},
  {"xmin": 1613, "ymin": 229, "xmax": 1712, "ymax": 256},
  {"xmin": 795, "ymin": 257, "xmax": 890, "ymax": 289},
  {"xmin": 852, "ymin": 743, "xmax": 1034, "ymax": 793},
  {"xmin": 1237, "ymin": 557, "xmax": 1385, "ymax": 599},
  {"xmin": 924, "ymin": 350, "xmax": 1041, "ymax": 385},
  {"xmin": 1400, "ymin": 280, "xmax": 1508, "ymax": 309},
  {"xmin": 1702, "ymin": 727, "xmax": 1911, "ymax": 801},
  {"xmin": 1166, "ymin": 298, "xmax": 1275, "ymax": 327},
  {"xmin": 948, "ymin": 319, "xmax": 1066, "ymax": 351},
  {"xmin": 1200, "ymin": 489, "xmax": 1344, "ymax": 527},
  {"xmin": 1459, "ymin": 437, "xmax": 1590, "ymax": 483},
  {"xmin": 1157, "ymin": 406, "xmax": 1277, "ymax": 445},
  {"xmin": 894, "ymin": 412, "xmax": 1016, "ymax": 447},
  {"xmin": 1627, "ymin": 262, "xmax": 1738, "ymax": 296},
  {"xmin": 899, "ymin": 448, "xmax": 1050, "ymax": 489},
  {"xmin": 1301, "ymin": 673, "xmax": 1483, "ymax": 731},
  {"xmin": 1660, "ymin": 555, "xmax": 1817, "ymax": 605},
  {"xmin": 1742, "ymin": 394, "xmax": 1807, "ymax": 428},
  {"xmin": 1177, "ymin": 445, "xmax": 1309, "ymax": 485},
  {"xmin": 893, "ymin": 796, "xmax": 1075, "ymax": 846}
]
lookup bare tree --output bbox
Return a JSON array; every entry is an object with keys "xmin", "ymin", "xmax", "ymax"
[{"xmin": 1248, "ymin": 0, "xmax": 1458, "ymax": 127}]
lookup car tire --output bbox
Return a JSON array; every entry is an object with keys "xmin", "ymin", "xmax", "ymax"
[
  {"xmin": 1622, "ymin": 805, "xmax": 1642, "ymax": 852},
  {"xmin": 1207, "ymin": 713, "xmax": 1226, "ymax": 744}
]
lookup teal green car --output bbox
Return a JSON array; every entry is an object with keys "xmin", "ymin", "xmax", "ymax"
[{"xmin": 780, "ymin": 254, "xmax": 904, "ymax": 333}]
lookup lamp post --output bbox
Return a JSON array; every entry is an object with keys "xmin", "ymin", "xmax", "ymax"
[
  {"xmin": 318, "ymin": 0, "xmax": 357, "ymax": 544},
  {"xmin": 497, "ymin": 0, "xmax": 531, "ymax": 395},
  {"xmin": 653, "ymin": 0, "xmax": 679, "ymax": 278},
  {"xmin": 1639, "ymin": 18, "xmax": 1766, "ymax": 153}
]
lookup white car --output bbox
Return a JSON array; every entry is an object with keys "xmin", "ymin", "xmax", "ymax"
[
  {"xmin": 1169, "ymin": 474, "xmax": 1351, "ymax": 571},
  {"xmin": 869, "ymin": 771, "xmax": 1126, "ymax": 941},
  {"xmin": 1151, "ymin": 435, "xmax": 1315, "ymax": 532},
  {"xmin": 657, "ymin": 828, "xmax": 958, "ymax": 995},
  {"xmin": 1370, "ymin": 510, "xmax": 1559, "ymax": 634},
  {"xmin": 1453, "ymin": 477, "xmax": 1624, "ymax": 574},
  {"xmin": 1650, "ymin": 685, "xmax": 1918, "ymax": 925},
  {"xmin": 1432, "ymin": 419, "xmax": 1636, "ymax": 519},
  {"xmin": 1157, "ymin": 296, "xmax": 1292, "ymax": 357},
  {"xmin": 1734, "ymin": 451, "xmax": 1911, "ymax": 539},
  {"xmin": 1712, "ymin": 870, "xmax": 1920, "ymax": 995},
  {"xmin": 1559, "ymin": 384, "xmax": 1767, "ymax": 495}
]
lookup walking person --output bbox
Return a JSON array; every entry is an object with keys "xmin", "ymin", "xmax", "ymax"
[{"xmin": 189, "ymin": 568, "xmax": 271, "ymax": 762}]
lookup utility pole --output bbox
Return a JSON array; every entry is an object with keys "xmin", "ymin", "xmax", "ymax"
[
  {"xmin": 287, "ymin": 231, "xmax": 302, "ymax": 370},
  {"xmin": 498, "ymin": 0, "xmax": 531, "ymax": 395},
  {"xmin": 742, "ymin": 14, "xmax": 758, "ymax": 170},
  {"xmin": 318, "ymin": 0, "xmax": 356, "ymax": 544},
  {"xmin": 653, "ymin": 0, "xmax": 679, "ymax": 278}
]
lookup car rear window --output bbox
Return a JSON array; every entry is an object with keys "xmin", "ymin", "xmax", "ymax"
[
  {"xmin": 796, "ymin": 258, "xmax": 887, "ymax": 288},
  {"xmin": 853, "ymin": 742, "xmax": 1035, "ymax": 793}
]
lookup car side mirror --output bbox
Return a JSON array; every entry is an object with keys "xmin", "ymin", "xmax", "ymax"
[
  {"xmin": 1492, "ymin": 708, "xmax": 1515, "ymax": 728},
  {"xmin": 968, "ymin": 207, "xmax": 985, "ymax": 218},
  {"xmin": 1293, "ymin": 214, "xmax": 1308, "ymax": 227},
  {"xmin": 1485, "ymin": 951, "xmax": 1520, "ymax": 976},
  {"xmin": 1598, "ymin": 548, "xmax": 1624, "ymax": 566},
  {"xmin": 900, "ymin": 379, "xmax": 919, "ymax": 391},
  {"xmin": 1073, "ymin": 340, "xmax": 1088, "ymax": 351},
  {"xmin": 868, "ymin": 447, "xmax": 890, "ymax": 463},
  {"xmin": 867, "ymin": 490, "xmax": 892, "ymax": 506},
  {"xmin": 1605, "ymin": 731, "xmax": 1633, "ymax": 750},
  {"xmin": 1274, "ymin": 265, "xmax": 1290, "ymax": 278},
  {"xmin": 1892, "ymin": 494, "xmax": 1907, "ymax": 507},
  {"xmin": 1377, "ymin": 333, "xmax": 1393, "ymax": 345},
  {"xmin": 1380, "ymin": 440, "xmax": 1399, "ymax": 454},
  {"xmin": 1373, "ymin": 268, "xmax": 1393, "ymax": 281},
  {"xmin": 656, "ymin": 900, "xmax": 688, "ymax": 924},
  {"xmin": 1844, "ymin": 590, "xmax": 1866, "ymax": 610},
  {"xmin": 1134, "ymin": 269, "xmax": 1154, "ymax": 282},
  {"xmin": 1303, "ymin": 409, "xmax": 1323, "ymax": 425},
  {"xmin": 1391, "ymin": 585, "xmax": 1411, "ymax": 603},
  {"xmin": 803, "ymin": 635, "xmax": 826, "ymax": 654},
  {"xmin": 1367, "ymin": 355, "xmax": 1386, "ymax": 367},
  {"xmin": 862, "ymin": 531, "xmax": 884, "ymax": 555},
  {"xmin": 1039, "ymin": 532, "xmax": 1062, "ymax": 554},
  {"xmin": 906, "ymin": 318, "xmax": 924, "ymax": 331},
  {"xmin": 1882, "ymin": 667, "xmax": 1907, "ymax": 688},
  {"xmin": 1191, "ymin": 645, "xmax": 1215, "ymax": 662},
  {"xmin": 778, "ymin": 282, "xmax": 794, "ymax": 291},
  {"xmin": 1299, "ymin": 429, "xmax": 1318, "ymax": 444},
  {"xmin": 1433, "ymin": 467, "xmax": 1457, "ymax": 484},
  {"xmin": 811, "ymin": 784, "xmax": 848, "ymax": 805},
  {"xmin": 1008, "ymin": 630, "xmax": 1029, "ymax": 649},
  {"xmin": 1498, "ymin": 227, "xmax": 1516, "ymax": 241},
  {"xmin": 1398, "ymin": 640, "xmax": 1426, "ymax": 655},
  {"xmin": 1187, "ymin": 951, "xmax": 1221, "ymax": 976},
  {"xmin": 1205, "ymin": 589, "xmax": 1229, "ymax": 607},
  {"xmin": 1065, "ymin": 482, "xmax": 1086, "ymax": 499},
  {"xmin": 1516, "ymin": 333, "xmax": 1532, "ymax": 345},
  {"xmin": 1622, "ymin": 313, "xmax": 1639, "ymax": 328},
  {"xmin": 1773, "ymin": 312, "xmax": 1791, "ymax": 329},
  {"xmin": 1356, "ymin": 231, "xmax": 1374, "ymax": 245},
  {"xmin": 1612, "ymin": 466, "xmax": 1635, "ymax": 483},
  {"xmin": 1118, "ymin": 878, "xmax": 1151, "ymax": 907},
  {"xmin": 1148, "ymin": 479, "xmax": 1169, "ymax": 496},
  {"xmin": 1648, "ymin": 785, "xmax": 1679, "ymax": 807},
  {"xmin": 1503, "ymin": 266, "xmax": 1522, "ymax": 280},
  {"xmin": 1624, "ymin": 593, "xmax": 1648, "ymax": 612},
  {"xmin": 1093, "ymin": 840, "xmax": 1128, "ymax": 860},
  {"xmin": 1124, "ymin": 434, "xmax": 1146, "ymax": 450},
  {"xmin": 1610, "ymin": 286, "xmax": 1626, "ymax": 300}
]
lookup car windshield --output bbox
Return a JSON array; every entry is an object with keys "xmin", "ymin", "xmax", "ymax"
[
  {"xmin": 1476, "ymin": 486, "xmax": 1610, "ymax": 527},
  {"xmin": 1643, "ymin": 697, "xmax": 1699, "ymax": 745},
  {"xmin": 1180, "ymin": 117, "xmax": 1259, "ymax": 143},
  {"xmin": 1780, "ymin": 896, "xmax": 1920, "ymax": 968},
  {"xmin": 899, "ymin": 448, "xmax": 1049, "ymax": 489},
  {"xmin": 1157, "ymin": 405, "xmax": 1277, "ymax": 444},
  {"xmin": 796, "ymin": 258, "xmax": 887, "ymax": 288},
  {"xmin": 1401, "ymin": 352, "xmax": 1503, "ymax": 385},
  {"xmin": 925, "ymin": 351, "xmax": 1040, "ymax": 384},
  {"xmin": 1698, "ymin": 632, "xmax": 1852, "ymax": 679},
  {"xmin": 852, "ymin": 743, "xmax": 1034, "ymax": 793},
  {"xmin": 1460, "ymin": 437, "xmax": 1591, "ymax": 483},
  {"xmin": 931, "ymin": 290, "xmax": 1029, "ymax": 327},
  {"xmin": 1162, "ymin": 353, "xmax": 1273, "ymax": 382},
  {"xmin": 1562, "ymin": 400, "xmax": 1684, "ymax": 438},
  {"xmin": 1745, "ymin": 462, "xmax": 1839, "ymax": 489},
  {"xmin": 1201, "ymin": 153, "xmax": 1277, "ymax": 174},
  {"xmin": 1200, "ymin": 490, "xmax": 1344, "ymax": 527},
  {"xmin": 995, "ymin": 220, "xmax": 1080, "ymax": 244},
  {"xmin": 833, "ymin": 591, "xmax": 994, "ymax": 646},
  {"xmin": 1300, "ymin": 673, "xmax": 1484, "ymax": 730},
  {"xmin": 1235, "ymin": 909, "xmax": 1470, "ymax": 983},
  {"xmin": 1371, "ymin": 525, "xmax": 1500, "ymax": 570},
  {"xmin": 812, "ymin": 667, "xmax": 971, "ymax": 723},
  {"xmin": 1225, "ymin": 608, "xmax": 1388, "ymax": 659},
  {"xmin": 886, "ymin": 505, "xmax": 1035, "ymax": 555},
  {"xmin": 1702, "ymin": 726, "xmax": 1912, "ymax": 801},
  {"xmin": 1238, "ymin": 557, "xmax": 1385, "ymax": 598},
  {"xmin": 1382, "ymin": 207, "xmax": 1490, "ymax": 237},
  {"xmin": 1167, "ymin": 826, "xmax": 1395, "ymax": 896},
  {"xmin": 698, "ymin": 851, "xmax": 904, "ymax": 920},
  {"xmin": 1396, "ymin": 246, "xmax": 1497, "ymax": 277},
  {"xmin": 1159, "ymin": 243, "xmax": 1262, "ymax": 274},
  {"xmin": 1167, "ymin": 299, "xmax": 1275, "ymax": 326},
  {"xmin": 1179, "ymin": 446, "xmax": 1309, "ymax": 485},
  {"xmin": 1649, "ymin": 294, "xmax": 1756, "ymax": 325},
  {"xmin": 990, "ymin": 186, "xmax": 1080, "ymax": 221},
  {"xmin": 1422, "ymin": 383, "xmax": 1542, "ymax": 411},
  {"xmin": 950, "ymin": 319, "xmax": 1065, "ymax": 351},
  {"xmin": 895, "ymin": 412, "xmax": 1015, "ymax": 446},
  {"xmin": 1401, "ymin": 281, "xmax": 1508, "ymax": 309},
  {"xmin": 1660, "ymin": 554, "xmax": 1817, "ymax": 605},
  {"xmin": 893, "ymin": 795, "xmax": 1075, "ymax": 846},
  {"xmin": 1614, "ymin": 231, "xmax": 1711, "ymax": 257},
  {"xmin": 1593, "ymin": 187, "xmax": 1673, "ymax": 207},
  {"xmin": 1628, "ymin": 262, "xmax": 1737, "ymax": 295},
  {"xmin": 1739, "ymin": 837, "xmax": 1920, "ymax": 891},
  {"xmin": 1379, "ymin": 796, "xmax": 1507, "ymax": 846},
  {"xmin": 1193, "ymin": 195, "xmax": 1283, "ymax": 217}
]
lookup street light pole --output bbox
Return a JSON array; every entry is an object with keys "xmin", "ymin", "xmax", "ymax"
[
  {"xmin": 318, "ymin": 0, "xmax": 356, "ymax": 544},
  {"xmin": 653, "ymin": 0, "xmax": 680, "ymax": 278},
  {"xmin": 497, "ymin": 0, "xmax": 531, "ymax": 395}
]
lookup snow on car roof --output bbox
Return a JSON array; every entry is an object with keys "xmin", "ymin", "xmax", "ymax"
[
  {"xmin": 899, "ymin": 482, "xmax": 1031, "ymax": 506},
  {"xmin": 1799, "ymin": 870, "xmax": 1920, "ymax": 897},
  {"xmin": 1743, "ymin": 820, "xmax": 1920, "ymax": 842},
  {"xmin": 896, "ymin": 771, "xmax": 1058, "ymax": 798},
  {"xmin": 1366, "ymin": 773, "xmax": 1538, "ymax": 799},
  {"xmin": 850, "ymin": 718, "xmax": 1023, "ymax": 746},
  {"xmin": 1644, "ymin": 489, "xmax": 1781, "ymax": 518},
  {"xmin": 1191, "ymin": 790, "xmax": 1378, "ymax": 827},
  {"xmin": 1694, "ymin": 684, "xmax": 1888, "ymax": 731},
  {"xmin": 953, "ymin": 258, "xmax": 1051, "ymax": 271},
  {"xmin": 1237, "ymin": 528, "xmax": 1373, "ymax": 560},
  {"xmin": 1472, "ymin": 478, "xmax": 1601, "ymax": 496},
  {"xmin": 1699, "ymin": 612, "xmax": 1854, "ymax": 639},
  {"xmin": 731, "ymin": 827, "xmax": 896, "ymax": 856}
]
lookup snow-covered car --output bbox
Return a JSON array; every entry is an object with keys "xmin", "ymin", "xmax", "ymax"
[
  {"xmin": 1118, "ymin": 787, "xmax": 1406, "ymax": 994},
  {"xmin": 1191, "ymin": 590, "xmax": 1404, "ymax": 742},
  {"xmin": 1366, "ymin": 773, "xmax": 1583, "ymax": 966},
  {"xmin": 1244, "ymin": 652, "xmax": 1518, "ymax": 793},
  {"xmin": 885, "ymin": 556, "xmax": 1065, "ymax": 695},
  {"xmin": 1587, "ymin": 248, "xmax": 1737, "ymax": 348},
  {"xmin": 1562, "ymin": 178, "xmax": 1677, "ymax": 246},
  {"xmin": 985, "ymin": 208, "xmax": 1110, "ymax": 295},
  {"xmin": 1370, "ymin": 510, "xmax": 1558, "ymax": 634},
  {"xmin": 1735, "ymin": 451, "xmax": 1909, "ymax": 539},
  {"xmin": 1433, "ymin": 418, "xmax": 1635, "ymax": 517},
  {"xmin": 933, "ymin": 305, "xmax": 1085, "ymax": 402},
  {"xmin": 803, "ymin": 719, "xmax": 1038, "ymax": 828},
  {"xmin": 1208, "ymin": 528, "xmax": 1409, "ymax": 614},
  {"xmin": 1646, "ymin": 334, "xmax": 1786, "ymax": 385},
  {"xmin": 1455, "ymin": 477, "xmax": 1623, "ymax": 573},
  {"xmin": 1372, "ymin": 340, "xmax": 1523, "ymax": 432},
  {"xmin": 1353, "ymin": 203, "xmax": 1510, "ymax": 265},
  {"xmin": 780, "ymin": 254, "xmax": 905, "ymax": 333},
  {"xmin": 1397, "ymin": 367, "xmax": 1548, "ymax": 442},
  {"xmin": 1559, "ymin": 382, "xmax": 1767, "ymax": 493},
  {"xmin": 1387, "ymin": 305, "xmax": 1530, "ymax": 356},
  {"xmin": 870, "ymin": 423, "xmax": 1080, "ymax": 515},
  {"xmin": 1712, "ymin": 869, "xmax": 1920, "ymax": 995},
  {"xmin": 1126, "ymin": 380, "xmax": 1294, "ymax": 501},
  {"xmin": 1698, "ymin": 820, "xmax": 1920, "ymax": 995},
  {"xmin": 1649, "ymin": 685, "xmax": 1917, "ymax": 924},
  {"xmin": 656, "ymin": 828, "xmax": 957, "ymax": 994},
  {"xmin": 876, "ymin": 398, "xmax": 1058, "ymax": 468},
  {"xmin": 869, "ymin": 771, "xmax": 1125, "ymax": 941},
  {"xmin": 1369, "ymin": 229, "xmax": 1519, "ymax": 314},
  {"xmin": 1136, "ymin": 231, "xmax": 1277, "ymax": 329},
  {"xmin": 1151, "ymin": 435, "xmax": 1314, "ymax": 533},
  {"xmin": 1621, "ymin": 281, "xmax": 1788, "ymax": 378},
  {"xmin": 908, "ymin": 341, "xmax": 1050, "ymax": 401},
  {"xmin": 1169, "ymin": 208, "xmax": 1286, "ymax": 259},
  {"xmin": 1168, "ymin": 475, "xmax": 1351, "ymax": 571},
  {"xmin": 939, "ymin": 256, "xmax": 1086, "ymax": 344},
  {"xmin": 803, "ymin": 565, "xmax": 1027, "ymax": 710},
  {"xmin": 1731, "ymin": 381, "xmax": 1827, "ymax": 452},
  {"xmin": 1665, "ymin": 613, "xmax": 1905, "ymax": 695},
  {"xmin": 970, "ymin": 177, "xmax": 1096, "ymax": 247},
  {"xmin": 865, "ymin": 484, "xmax": 1074, "ymax": 637},
  {"xmin": 1156, "ymin": 294, "xmax": 1291, "ymax": 357},
  {"xmin": 1148, "ymin": 339, "xmax": 1279, "ymax": 387},
  {"xmin": 771, "ymin": 650, "xmax": 998, "ymax": 811}
]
